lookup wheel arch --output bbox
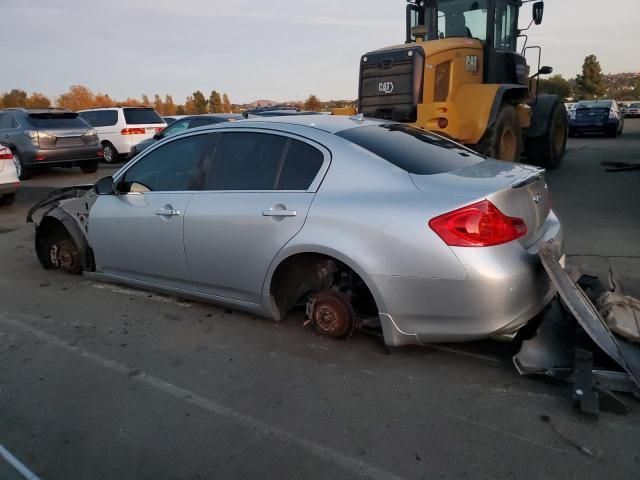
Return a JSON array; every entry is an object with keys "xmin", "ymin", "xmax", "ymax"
[
  {"xmin": 263, "ymin": 245, "xmax": 383, "ymax": 322},
  {"xmin": 35, "ymin": 208, "xmax": 94, "ymax": 271},
  {"xmin": 487, "ymin": 85, "xmax": 529, "ymax": 128}
]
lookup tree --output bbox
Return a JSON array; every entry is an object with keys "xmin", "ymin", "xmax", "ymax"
[
  {"xmin": 25, "ymin": 92, "xmax": 52, "ymax": 108},
  {"xmin": 192, "ymin": 90, "xmax": 208, "ymax": 114},
  {"xmin": 93, "ymin": 93, "xmax": 113, "ymax": 107},
  {"xmin": 184, "ymin": 96, "xmax": 197, "ymax": 115},
  {"xmin": 1, "ymin": 89, "xmax": 28, "ymax": 108},
  {"xmin": 164, "ymin": 95, "xmax": 177, "ymax": 115},
  {"xmin": 538, "ymin": 75, "xmax": 572, "ymax": 100},
  {"xmin": 176, "ymin": 105, "xmax": 186, "ymax": 115},
  {"xmin": 575, "ymin": 55, "xmax": 606, "ymax": 100},
  {"xmin": 304, "ymin": 94, "xmax": 322, "ymax": 112},
  {"xmin": 57, "ymin": 85, "xmax": 94, "ymax": 111},
  {"xmin": 208, "ymin": 90, "xmax": 223, "ymax": 113},
  {"xmin": 222, "ymin": 93, "xmax": 232, "ymax": 113},
  {"xmin": 154, "ymin": 94, "xmax": 164, "ymax": 114}
]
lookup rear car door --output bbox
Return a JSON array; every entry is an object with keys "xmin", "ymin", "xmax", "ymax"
[
  {"xmin": 89, "ymin": 132, "xmax": 214, "ymax": 289},
  {"xmin": 183, "ymin": 130, "xmax": 329, "ymax": 304}
]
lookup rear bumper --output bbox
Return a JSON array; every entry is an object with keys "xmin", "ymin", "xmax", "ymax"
[
  {"xmin": 0, "ymin": 182, "xmax": 19, "ymax": 195},
  {"xmin": 23, "ymin": 146, "xmax": 102, "ymax": 166},
  {"xmin": 373, "ymin": 212, "xmax": 563, "ymax": 346},
  {"xmin": 568, "ymin": 119, "xmax": 617, "ymax": 133}
]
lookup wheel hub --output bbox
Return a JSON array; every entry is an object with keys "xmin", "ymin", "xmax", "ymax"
[{"xmin": 308, "ymin": 290, "xmax": 355, "ymax": 338}]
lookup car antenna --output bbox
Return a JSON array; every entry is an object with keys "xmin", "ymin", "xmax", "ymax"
[{"xmin": 349, "ymin": 113, "xmax": 365, "ymax": 122}]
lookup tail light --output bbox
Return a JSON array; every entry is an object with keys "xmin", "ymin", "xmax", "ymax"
[
  {"xmin": 24, "ymin": 129, "xmax": 40, "ymax": 146},
  {"xmin": 429, "ymin": 200, "xmax": 527, "ymax": 247},
  {"xmin": 154, "ymin": 127, "xmax": 164, "ymax": 133},
  {"xmin": 0, "ymin": 147, "xmax": 14, "ymax": 160},
  {"xmin": 121, "ymin": 128, "xmax": 146, "ymax": 135}
]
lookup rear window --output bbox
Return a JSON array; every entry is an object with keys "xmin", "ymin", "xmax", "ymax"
[
  {"xmin": 577, "ymin": 101, "xmax": 612, "ymax": 109},
  {"xmin": 123, "ymin": 108, "xmax": 164, "ymax": 125},
  {"xmin": 79, "ymin": 110, "xmax": 118, "ymax": 127},
  {"xmin": 336, "ymin": 124, "xmax": 483, "ymax": 175},
  {"xmin": 27, "ymin": 113, "xmax": 88, "ymax": 129}
]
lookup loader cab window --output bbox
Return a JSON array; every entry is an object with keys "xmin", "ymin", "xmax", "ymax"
[
  {"xmin": 425, "ymin": 0, "xmax": 488, "ymax": 42},
  {"xmin": 494, "ymin": 1, "xmax": 518, "ymax": 50}
]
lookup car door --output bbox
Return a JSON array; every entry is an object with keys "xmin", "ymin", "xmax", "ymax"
[
  {"xmin": 0, "ymin": 113, "xmax": 17, "ymax": 145},
  {"xmin": 183, "ymin": 130, "xmax": 329, "ymax": 304},
  {"xmin": 89, "ymin": 132, "xmax": 215, "ymax": 289}
]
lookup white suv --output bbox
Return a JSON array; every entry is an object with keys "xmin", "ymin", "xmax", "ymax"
[
  {"xmin": 78, "ymin": 107, "xmax": 166, "ymax": 163},
  {"xmin": 0, "ymin": 145, "xmax": 20, "ymax": 206}
]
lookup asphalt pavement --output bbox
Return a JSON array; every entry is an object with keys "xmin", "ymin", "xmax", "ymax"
[{"xmin": 1, "ymin": 121, "xmax": 639, "ymax": 480}]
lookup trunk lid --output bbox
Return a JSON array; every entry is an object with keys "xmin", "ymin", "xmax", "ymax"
[
  {"xmin": 575, "ymin": 108, "xmax": 608, "ymax": 124},
  {"xmin": 411, "ymin": 160, "xmax": 551, "ymax": 248}
]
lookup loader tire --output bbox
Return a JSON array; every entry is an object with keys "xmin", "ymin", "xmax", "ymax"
[
  {"xmin": 477, "ymin": 105, "xmax": 523, "ymax": 162},
  {"xmin": 525, "ymin": 101, "xmax": 567, "ymax": 170}
]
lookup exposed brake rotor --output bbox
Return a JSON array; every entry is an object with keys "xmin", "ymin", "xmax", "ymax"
[{"xmin": 306, "ymin": 290, "xmax": 356, "ymax": 339}]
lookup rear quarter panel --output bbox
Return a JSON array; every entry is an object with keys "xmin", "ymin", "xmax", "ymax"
[{"xmin": 262, "ymin": 134, "xmax": 469, "ymax": 311}]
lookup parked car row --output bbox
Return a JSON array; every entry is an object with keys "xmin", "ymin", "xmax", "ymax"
[
  {"xmin": 78, "ymin": 107, "xmax": 166, "ymax": 163},
  {"xmin": 0, "ymin": 108, "xmax": 102, "ymax": 180},
  {"xmin": 568, "ymin": 99, "xmax": 625, "ymax": 138}
]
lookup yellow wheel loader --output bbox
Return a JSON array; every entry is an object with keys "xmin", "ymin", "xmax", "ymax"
[{"xmin": 338, "ymin": 0, "xmax": 567, "ymax": 168}]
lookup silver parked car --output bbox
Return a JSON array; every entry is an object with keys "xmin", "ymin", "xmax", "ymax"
[{"xmin": 29, "ymin": 115, "xmax": 563, "ymax": 346}]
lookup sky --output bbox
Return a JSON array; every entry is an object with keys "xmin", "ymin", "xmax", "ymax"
[{"xmin": 1, "ymin": 0, "xmax": 638, "ymax": 104}]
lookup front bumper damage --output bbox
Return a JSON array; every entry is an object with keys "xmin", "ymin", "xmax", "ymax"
[{"xmin": 514, "ymin": 240, "xmax": 640, "ymax": 416}]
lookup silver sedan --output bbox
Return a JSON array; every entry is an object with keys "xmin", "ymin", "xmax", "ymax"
[{"xmin": 31, "ymin": 115, "xmax": 563, "ymax": 346}]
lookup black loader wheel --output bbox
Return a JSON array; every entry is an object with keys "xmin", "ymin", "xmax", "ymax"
[
  {"xmin": 525, "ymin": 101, "xmax": 567, "ymax": 170},
  {"xmin": 478, "ymin": 105, "xmax": 523, "ymax": 162},
  {"xmin": 41, "ymin": 232, "xmax": 83, "ymax": 275}
]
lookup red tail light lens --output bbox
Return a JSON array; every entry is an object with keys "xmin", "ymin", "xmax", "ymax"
[
  {"xmin": 121, "ymin": 128, "xmax": 146, "ymax": 135},
  {"xmin": 0, "ymin": 150, "xmax": 13, "ymax": 160},
  {"xmin": 429, "ymin": 200, "xmax": 527, "ymax": 247}
]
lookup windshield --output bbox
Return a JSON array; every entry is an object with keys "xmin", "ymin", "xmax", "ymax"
[{"xmin": 425, "ymin": 0, "xmax": 489, "ymax": 42}]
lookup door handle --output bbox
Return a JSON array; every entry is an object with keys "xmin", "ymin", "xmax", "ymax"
[
  {"xmin": 155, "ymin": 208, "xmax": 182, "ymax": 217},
  {"xmin": 262, "ymin": 209, "xmax": 297, "ymax": 217}
]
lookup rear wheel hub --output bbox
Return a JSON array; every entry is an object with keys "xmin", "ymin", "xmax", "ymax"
[{"xmin": 308, "ymin": 290, "xmax": 355, "ymax": 339}]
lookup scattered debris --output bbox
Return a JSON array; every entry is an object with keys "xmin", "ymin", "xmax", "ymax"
[
  {"xmin": 514, "ymin": 241, "xmax": 640, "ymax": 417},
  {"xmin": 540, "ymin": 415, "xmax": 594, "ymax": 457},
  {"xmin": 601, "ymin": 160, "xmax": 640, "ymax": 172}
]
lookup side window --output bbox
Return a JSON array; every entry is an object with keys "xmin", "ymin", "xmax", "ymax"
[
  {"xmin": 80, "ymin": 110, "xmax": 118, "ymax": 127},
  {"xmin": 204, "ymin": 132, "xmax": 288, "ymax": 190},
  {"xmin": 189, "ymin": 117, "xmax": 216, "ymax": 128},
  {"xmin": 120, "ymin": 134, "xmax": 212, "ymax": 193},
  {"xmin": 163, "ymin": 118, "xmax": 190, "ymax": 137},
  {"xmin": 0, "ymin": 113, "xmax": 13, "ymax": 129},
  {"xmin": 277, "ymin": 139, "xmax": 324, "ymax": 190}
]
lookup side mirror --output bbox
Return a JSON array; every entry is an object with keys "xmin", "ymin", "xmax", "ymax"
[
  {"xmin": 539, "ymin": 65, "xmax": 553, "ymax": 75},
  {"xmin": 94, "ymin": 176, "xmax": 115, "ymax": 195},
  {"xmin": 532, "ymin": 1, "xmax": 544, "ymax": 25}
]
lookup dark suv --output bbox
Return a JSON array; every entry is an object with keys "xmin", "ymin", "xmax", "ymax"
[{"xmin": 0, "ymin": 108, "xmax": 102, "ymax": 179}]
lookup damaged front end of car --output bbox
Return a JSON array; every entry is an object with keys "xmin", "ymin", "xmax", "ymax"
[{"xmin": 26, "ymin": 185, "xmax": 97, "ymax": 274}]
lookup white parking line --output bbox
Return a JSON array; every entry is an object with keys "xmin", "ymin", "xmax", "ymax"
[{"xmin": 0, "ymin": 313, "xmax": 406, "ymax": 480}]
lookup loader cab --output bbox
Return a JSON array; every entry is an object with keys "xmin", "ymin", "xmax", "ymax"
[{"xmin": 407, "ymin": 0, "xmax": 539, "ymax": 85}]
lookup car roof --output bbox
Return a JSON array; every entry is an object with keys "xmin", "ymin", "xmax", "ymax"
[
  {"xmin": 188, "ymin": 113, "xmax": 243, "ymax": 120},
  {"xmin": 231, "ymin": 114, "xmax": 391, "ymax": 134}
]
